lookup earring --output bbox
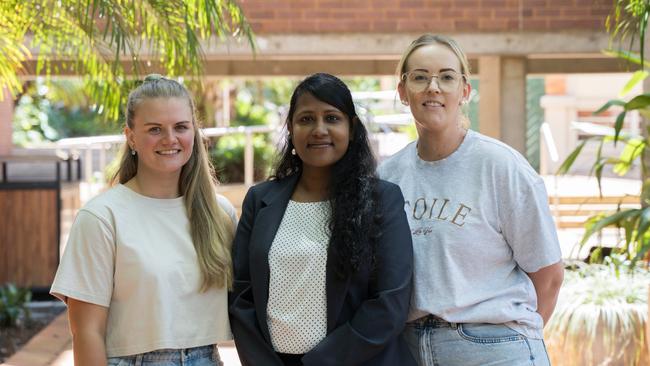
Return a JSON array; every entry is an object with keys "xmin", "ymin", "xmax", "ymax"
[
  {"xmin": 401, "ymin": 100, "xmax": 409, "ymax": 106},
  {"xmin": 291, "ymin": 148, "xmax": 296, "ymax": 156},
  {"xmin": 131, "ymin": 149, "xmax": 136, "ymax": 156}
]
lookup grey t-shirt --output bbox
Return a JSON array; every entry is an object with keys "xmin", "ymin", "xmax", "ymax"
[{"xmin": 377, "ymin": 129, "xmax": 561, "ymax": 339}]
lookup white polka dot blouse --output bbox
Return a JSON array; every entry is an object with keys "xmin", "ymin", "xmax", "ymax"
[{"xmin": 267, "ymin": 200, "xmax": 331, "ymax": 354}]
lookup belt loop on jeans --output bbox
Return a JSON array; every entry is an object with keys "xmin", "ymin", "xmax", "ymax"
[
  {"xmin": 135, "ymin": 354, "xmax": 144, "ymax": 366},
  {"xmin": 428, "ymin": 314, "xmax": 460, "ymax": 329}
]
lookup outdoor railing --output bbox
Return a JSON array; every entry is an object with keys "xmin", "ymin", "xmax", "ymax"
[{"xmin": 52, "ymin": 125, "xmax": 279, "ymax": 187}]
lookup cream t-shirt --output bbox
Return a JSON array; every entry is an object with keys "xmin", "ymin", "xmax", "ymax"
[{"xmin": 50, "ymin": 184, "xmax": 237, "ymax": 357}]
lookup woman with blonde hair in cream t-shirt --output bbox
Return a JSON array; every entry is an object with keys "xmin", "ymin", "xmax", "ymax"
[{"xmin": 51, "ymin": 75, "xmax": 237, "ymax": 366}]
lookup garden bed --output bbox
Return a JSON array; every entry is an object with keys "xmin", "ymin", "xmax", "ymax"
[{"xmin": 0, "ymin": 301, "xmax": 65, "ymax": 362}]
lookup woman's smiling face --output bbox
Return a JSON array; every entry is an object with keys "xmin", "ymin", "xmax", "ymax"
[
  {"xmin": 398, "ymin": 44, "xmax": 471, "ymax": 135},
  {"xmin": 289, "ymin": 92, "xmax": 350, "ymax": 174},
  {"xmin": 126, "ymin": 97, "xmax": 195, "ymax": 179}
]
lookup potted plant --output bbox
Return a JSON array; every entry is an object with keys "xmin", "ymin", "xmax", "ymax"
[{"xmin": 545, "ymin": 262, "xmax": 649, "ymax": 365}]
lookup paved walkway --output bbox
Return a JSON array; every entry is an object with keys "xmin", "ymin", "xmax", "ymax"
[
  {"xmin": 1, "ymin": 311, "xmax": 242, "ymax": 366},
  {"xmin": 1, "ymin": 312, "xmax": 70, "ymax": 366}
]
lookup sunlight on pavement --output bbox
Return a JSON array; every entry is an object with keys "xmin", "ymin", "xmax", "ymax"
[{"xmin": 49, "ymin": 350, "xmax": 73, "ymax": 366}]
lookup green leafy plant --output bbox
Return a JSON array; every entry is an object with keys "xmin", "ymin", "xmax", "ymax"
[
  {"xmin": 557, "ymin": 0, "xmax": 650, "ymax": 266},
  {"xmin": 13, "ymin": 79, "xmax": 122, "ymax": 145},
  {"xmin": 0, "ymin": 283, "xmax": 32, "ymax": 328},
  {"xmin": 210, "ymin": 134, "xmax": 275, "ymax": 183},
  {"xmin": 545, "ymin": 262, "xmax": 649, "ymax": 365},
  {"xmin": 234, "ymin": 97, "xmax": 272, "ymax": 127}
]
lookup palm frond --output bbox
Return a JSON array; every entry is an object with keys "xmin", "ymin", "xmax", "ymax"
[{"xmin": 0, "ymin": 0, "xmax": 255, "ymax": 120}]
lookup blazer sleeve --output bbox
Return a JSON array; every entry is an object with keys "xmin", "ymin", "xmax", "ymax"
[
  {"xmin": 302, "ymin": 182, "xmax": 414, "ymax": 365},
  {"xmin": 228, "ymin": 187, "xmax": 283, "ymax": 366}
]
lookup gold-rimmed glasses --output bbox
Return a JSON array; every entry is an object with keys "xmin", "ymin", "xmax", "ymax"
[{"xmin": 401, "ymin": 70, "xmax": 466, "ymax": 93}]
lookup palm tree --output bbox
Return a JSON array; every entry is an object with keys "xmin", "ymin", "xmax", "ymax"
[{"xmin": 0, "ymin": 0, "xmax": 254, "ymax": 120}]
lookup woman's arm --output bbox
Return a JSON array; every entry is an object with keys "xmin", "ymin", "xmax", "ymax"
[
  {"xmin": 527, "ymin": 261, "xmax": 564, "ymax": 325},
  {"xmin": 228, "ymin": 187, "xmax": 283, "ymax": 366},
  {"xmin": 67, "ymin": 298, "xmax": 108, "ymax": 366},
  {"xmin": 303, "ymin": 183, "xmax": 414, "ymax": 366},
  {"xmin": 499, "ymin": 175, "xmax": 564, "ymax": 326}
]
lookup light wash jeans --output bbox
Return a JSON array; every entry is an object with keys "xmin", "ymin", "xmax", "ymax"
[
  {"xmin": 402, "ymin": 315, "xmax": 551, "ymax": 366},
  {"xmin": 107, "ymin": 345, "xmax": 223, "ymax": 366}
]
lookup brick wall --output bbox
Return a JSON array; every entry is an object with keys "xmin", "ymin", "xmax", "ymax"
[{"xmin": 240, "ymin": 0, "xmax": 611, "ymax": 33}]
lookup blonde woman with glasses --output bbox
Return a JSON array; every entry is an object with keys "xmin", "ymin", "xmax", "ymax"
[
  {"xmin": 51, "ymin": 75, "xmax": 236, "ymax": 366},
  {"xmin": 377, "ymin": 34, "xmax": 564, "ymax": 365}
]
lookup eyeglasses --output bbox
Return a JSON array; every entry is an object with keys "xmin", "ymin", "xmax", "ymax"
[{"xmin": 401, "ymin": 70, "xmax": 466, "ymax": 93}]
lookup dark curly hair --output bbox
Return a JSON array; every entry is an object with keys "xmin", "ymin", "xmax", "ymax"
[{"xmin": 272, "ymin": 73, "xmax": 379, "ymax": 278}]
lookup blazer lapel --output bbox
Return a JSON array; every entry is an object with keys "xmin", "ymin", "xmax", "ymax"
[{"xmin": 249, "ymin": 174, "xmax": 299, "ymax": 344}]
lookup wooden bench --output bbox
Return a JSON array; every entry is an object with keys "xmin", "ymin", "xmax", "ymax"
[{"xmin": 549, "ymin": 195, "xmax": 641, "ymax": 229}]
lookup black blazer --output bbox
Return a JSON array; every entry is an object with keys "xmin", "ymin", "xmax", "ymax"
[{"xmin": 228, "ymin": 174, "xmax": 416, "ymax": 366}]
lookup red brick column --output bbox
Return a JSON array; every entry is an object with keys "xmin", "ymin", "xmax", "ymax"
[{"xmin": 0, "ymin": 88, "xmax": 13, "ymax": 156}]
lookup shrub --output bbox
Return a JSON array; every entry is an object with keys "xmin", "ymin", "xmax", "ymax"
[
  {"xmin": 0, "ymin": 283, "xmax": 31, "ymax": 328},
  {"xmin": 210, "ymin": 134, "xmax": 276, "ymax": 184}
]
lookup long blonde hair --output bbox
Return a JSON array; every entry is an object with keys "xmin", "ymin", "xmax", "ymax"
[
  {"xmin": 112, "ymin": 76, "xmax": 234, "ymax": 291},
  {"xmin": 397, "ymin": 34, "xmax": 472, "ymax": 128}
]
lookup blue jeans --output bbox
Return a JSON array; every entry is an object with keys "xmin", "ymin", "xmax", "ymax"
[
  {"xmin": 107, "ymin": 345, "xmax": 223, "ymax": 366},
  {"xmin": 402, "ymin": 315, "xmax": 550, "ymax": 366}
]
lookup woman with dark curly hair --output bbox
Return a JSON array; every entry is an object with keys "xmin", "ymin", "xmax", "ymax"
[{"xmin": 229, "ymin": 73, "xmax": 416, "ymax": 366}]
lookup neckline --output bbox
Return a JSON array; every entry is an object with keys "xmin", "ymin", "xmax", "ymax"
[
  {"xmin": 117, "ymin": 184, "xmax": 185, "ymax": 208},
  {"xmin": 288, "ymin": 199, "xmax": 329, "ymax": 205},
  {"xmin": 414, "ymin": 129, "xmax": 474, "ymax": 167}
]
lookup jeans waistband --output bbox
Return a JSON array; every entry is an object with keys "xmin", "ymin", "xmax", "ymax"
[
  {"xmin": 134, "ymin": 344, "xmax": 215, "ymax": 361},
  {"xmin": 408, "ymin": 314, "xmax": 459, "ymax": 329}
]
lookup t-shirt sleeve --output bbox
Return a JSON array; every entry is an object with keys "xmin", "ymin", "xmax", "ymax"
[
  {"xmin": 500, "ymin": 176, "xmax": 562, "ymax": 273},
  {"xmin": 50, "ymin": 209, "xmax": 115, "ymax": 307},
  {"xmin": 217, "ymin": 194, "xmax": 238, "ymax": 228}
]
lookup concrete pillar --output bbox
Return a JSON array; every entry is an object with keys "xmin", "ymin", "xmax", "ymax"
[
  {"xmin": 0, "ymin": 88, "xmax": 14, "ymax": 156},
  {"xmin": 221, "ymin": 79, "xmax": 231, "ymax": 127},
  {"xmin": 478, "ymin": 56, "xmax": 527, "ymax": 154},
  {"xmin": 478, "ymin": 56, "xmax": 501, "ymax": 139},
  {"xmin": 539, "ymin": 95, "xmax": 578, "ymax": 174}
]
